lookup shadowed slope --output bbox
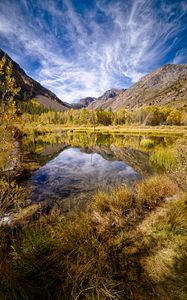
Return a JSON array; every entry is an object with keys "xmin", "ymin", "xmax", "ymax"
[{"xmin": 0, "ymin": 49, "xmax": 72, "ymax": 111}]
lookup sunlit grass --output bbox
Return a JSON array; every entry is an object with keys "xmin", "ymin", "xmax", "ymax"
[
  {"xmin": 0, "ymin": 175, "xmax": 186, "ymax": 299},
  {"xmin": 136, "ymin": 175, "xmax": 179, "ymax": 207},
  {"xmin": 150, "ymin": 147, "xmax": 177, "ymax": 170},
  {"xmin": 140, "ymin": 138, "xmax": 155, "ymax": 148},
  {"xmin": 16, "ymin": 121, "xmax": 187, "ymax": 137},
  {"xmin": 139, "ymin": 194, "xmax": 187, "ymax": 299},
  {"xmin": 0, "ymin": 125, "xmax": 14, "ymax": 171},
  {"xmin": 0, "ymin": 121, "xmax": 186, "ymax": 299}
]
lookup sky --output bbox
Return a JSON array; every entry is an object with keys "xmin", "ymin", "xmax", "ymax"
[{"xmin": 0, "ymin": 0, "xmax": 187, "ymax": 103}]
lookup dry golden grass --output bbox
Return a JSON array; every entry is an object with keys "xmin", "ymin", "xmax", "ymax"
[
  {"xmin": 0, "ymin": 175, "xmax": 186, "ymax": 300},
  {"xmin": 138, "ymin": 193, "xmax": 187, "ymax": 299},
  {"xmin": 16, "ymin": 120, "xmax": 187, "ymax": 137},
  {"xmin": 93, "ymin": 187, "xmax": 132, "ymax": 213},
  {"xmin": 136, "ymin": 175, "xmax": 179, "ymax": 208}
]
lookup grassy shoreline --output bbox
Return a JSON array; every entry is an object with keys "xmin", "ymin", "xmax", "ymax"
[
  {"xmin": 17, "ymin": 122, "xmax": 187, "ymax": 136},
  {"xmin": 0, "ymin": 175, "xmax": 186, "ymax": 299},
  {"xmin": 0, "ymin": 123, "xmax": 187, "ymax": 299}
]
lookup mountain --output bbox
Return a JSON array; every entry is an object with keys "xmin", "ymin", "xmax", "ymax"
[
  {"xmin": 75, "ymin": 89, "xmax": 125, "ymax": 109},
  {"xmin": 80, "ymin": 97, "xmax": 96, "ymax": 107},
  {"xmin": 0, "ymin": 49, "xmax": 71, "ymax": 111},
  {"xmin": 97, "ymin": 88, "xmax": 125, "ymax": 102},
  {"xmin": 73, "ymin": 97, "xmax": 96, "ymax": 109},
  {"xmin": 2, "ymin": 49, "xmax": 186, "ymax": 112},
  {"xmin": 88, "ymin": 64, "xmax": 187, "ymax": 111}
]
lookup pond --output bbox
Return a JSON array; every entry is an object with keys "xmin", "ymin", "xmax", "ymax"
[
  {"xmin": 29, "ymin": 147, "xmax": 140, "ymax": 203},
  {"xmin": 20, "ymin": 131, "xmax": 185, "ymax": 208}
]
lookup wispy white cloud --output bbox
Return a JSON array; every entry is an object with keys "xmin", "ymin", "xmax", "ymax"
[
  {"xmin": 0, "ymin": 0, "xmax": 186, "ymax": 102},
  {"xmin": 173, "ymin": 49, "xmax": 187, "ymax": 64}
]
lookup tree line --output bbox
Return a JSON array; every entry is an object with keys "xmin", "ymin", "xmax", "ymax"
[
  {"xmin": 0, "ymin": 55, "xmax": 185, "ymax": 126},
  {"xmin": 21, "ymin": 105, "xmax": 184, "ymax": 126}
]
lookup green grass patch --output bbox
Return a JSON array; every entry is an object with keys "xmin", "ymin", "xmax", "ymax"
[
  {"xmin": 140, "ymin": 138, "xmax": 155, "ymax": 148},
  {"xmin": 150, "ymin": 148, "xmax": 177, "ymax": 170}
]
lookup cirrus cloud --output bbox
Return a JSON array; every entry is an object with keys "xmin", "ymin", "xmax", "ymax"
[{"xmin": 0, "ymin": 0, "xmax": 186, "ymax": 102}]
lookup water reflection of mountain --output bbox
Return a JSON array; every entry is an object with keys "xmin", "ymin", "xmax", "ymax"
[
  {"xmin": 20, "ymin": 132, "xmax": 179, "ymax": 180},
  {"xmin": 29, "ymin": 147, "xmax": 141, "ymax": 203},
  {"xmin": 20, "ymin": 143, "xmax": 68, "ymax": 178},
  {"xmin": 82, "ymin": 145, "xmax": 153, "ymax": 176}
]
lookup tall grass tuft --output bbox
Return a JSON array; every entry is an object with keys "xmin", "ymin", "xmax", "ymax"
[
  {"xmin": 140, "ymin": 138, "xmax": 155, "ymax": 148},
  {"xmin": 136, "ymin": 175, "xmax": 179, "ymax": 209},
  {"xmin": 150, "ymin": 148, "xmax": 177, "ymax": 170}
]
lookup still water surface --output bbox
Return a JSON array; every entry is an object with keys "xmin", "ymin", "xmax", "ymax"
[
  {"xmin": 30, "ymin": 147, "xmax": 140, "ymax": 202},
  {"xmin": 20, "ymin": 132, "xmax": 182, "ymax": 205}
]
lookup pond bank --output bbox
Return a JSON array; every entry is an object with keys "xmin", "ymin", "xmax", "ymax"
[
  {"xmin": 16, "ymin": 122, "xmax": 187, "ymax": 137},
  {"xmin": 1, "ymin": 174, "xmax": 186, "ymax": 300}
]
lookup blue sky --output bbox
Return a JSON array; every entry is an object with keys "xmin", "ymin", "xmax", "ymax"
[{"xmin": 0, "ymin": 0, "xmax": 187, "ymax": 103}]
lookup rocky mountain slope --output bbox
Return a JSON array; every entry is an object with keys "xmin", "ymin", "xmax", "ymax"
[
  {"xmin": 73, "ymin": 97, "xmax": 96, "ymax": 109},
  {"xmin": 1, "ymin": 49, "xmax": 186, "ymax": 112},
  {"xmin": 97, "ymin": 88, "xmax": 125, "ymax": 102},
  {"xmin": 88, "ymin": 64, "xmax": 187, "ymax": 111},
  {"xmin": 75, "ymin": 89, "xmax": 124, "ymax": 109},
  {"xmin": 0, "ymin": 49, "xmax": 71, "ymax": 111}
]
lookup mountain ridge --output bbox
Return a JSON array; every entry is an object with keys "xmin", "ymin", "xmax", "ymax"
[
  {"xmin": 74, "ymin": 88, "xmax": 125, "ymax": 109},
  {"xmin": 87, "ymin": 63, "xmax": 187, "ymax": 111},
  {"xmin": 0, "ymin": 49, "xmax": 71, "ymax": 111},
  {"xmin": 1, "ymin": 49, "xmax": 186, "ymax": 112}
]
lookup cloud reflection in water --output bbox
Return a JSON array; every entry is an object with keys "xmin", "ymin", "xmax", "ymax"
[{"xmin": 31, "ymin": 147, "xmax": 140, "ymax": 202}]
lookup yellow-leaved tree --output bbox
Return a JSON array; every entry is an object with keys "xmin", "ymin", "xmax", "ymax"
[{"xmin": 0, "ymin": 56, "xmax": 20, "ymax": 121}]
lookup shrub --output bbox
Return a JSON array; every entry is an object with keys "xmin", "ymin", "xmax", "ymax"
[
  {"xmin": 166, "ymin": 110, "xmax": 182, "ymax": 125},
  {"xmin": 141, "ymin": 106, "xmax": 162, "ymax": 126},
  {"xmin": 0, "ymin": 177, "xmax": 26, "ymax": 216}
]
